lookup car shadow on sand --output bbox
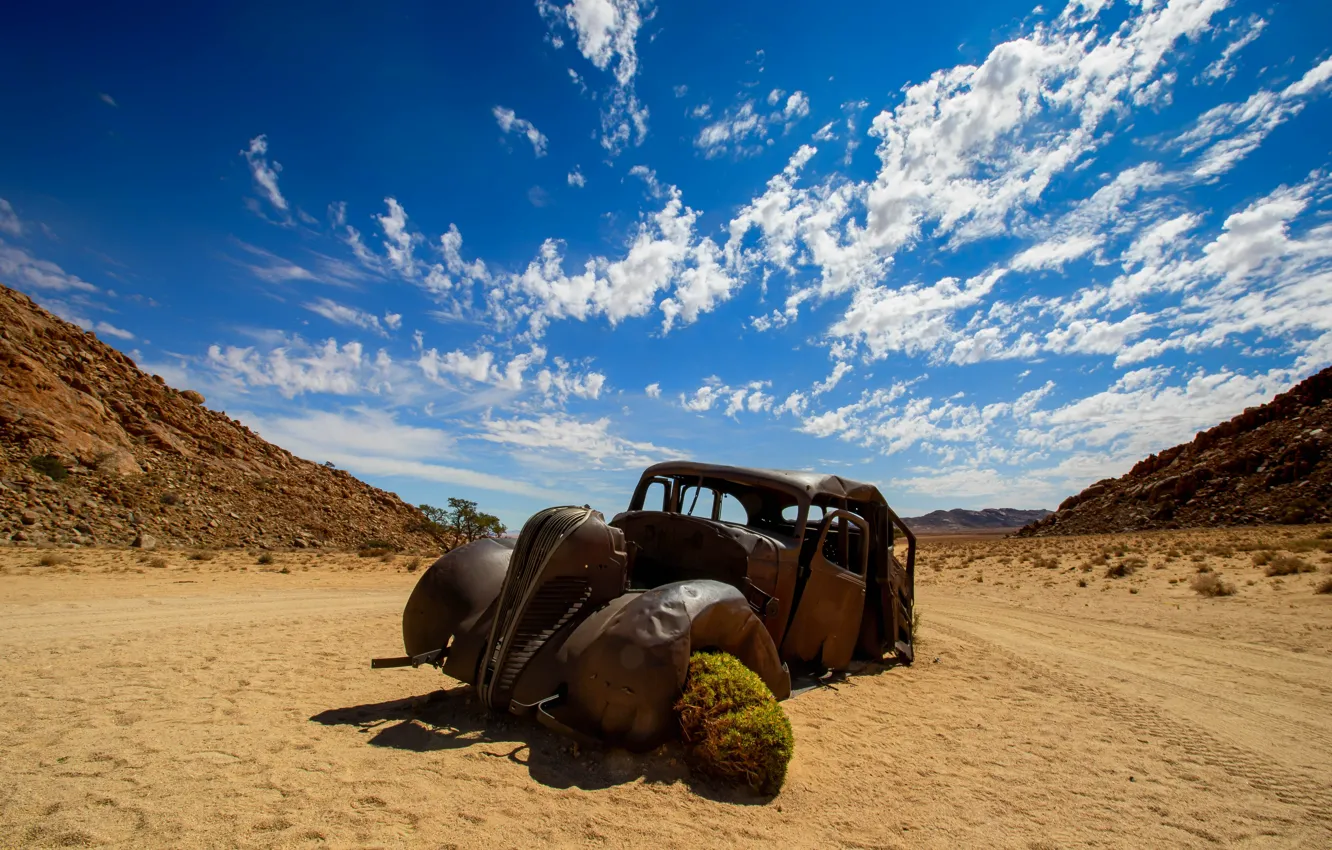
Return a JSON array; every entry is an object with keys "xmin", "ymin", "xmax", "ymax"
[{"xmin": 310, "ymin": 684, "xmax": 772, "ymax": 805}]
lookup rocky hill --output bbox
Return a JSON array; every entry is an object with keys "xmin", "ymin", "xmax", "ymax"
[
  {"xmin": 0, "ymin": 284, "xmax": 442, "ymax": 551},
  {"xmin": 903, "ymin": 508, "xmax": 1051, "ymax": 534},
  {"xmin": 1020, "ymin": 366, "xmax": 1332, "ymax": 537}
]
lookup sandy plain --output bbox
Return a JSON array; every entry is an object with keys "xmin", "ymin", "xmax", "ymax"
[{"xmin": 1, "ymin": 527, "xmax": 1330, "ymax": 849}]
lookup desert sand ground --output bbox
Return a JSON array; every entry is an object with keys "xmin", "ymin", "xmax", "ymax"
[{"xmin": 1, "ymin": 528, "xmax": 1330, "ymax": 849}]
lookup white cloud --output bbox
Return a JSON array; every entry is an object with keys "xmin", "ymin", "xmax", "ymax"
[
  {"xmin": 0, "ymin": 199, "xmax": 22, "ymax": 236},
  {"xmin": 303, "ymin": 297, "xmax": 386, "ymax": 335},
  {"xmin": 1177, "ymin": 56, "xmax": 1332, "ymax": 179},
  {"xmin": 493, "ymin": 106, "xmax": 550, "ymax": 157},
  {"xmin": 383, "ymin": 312, "xmax": 402, "ymax": 331},
  {"xmin": 417, "ymin": 344, "xmax": 602, "ymax": 402},
  {"xmin": 644, "ymin": 382, "xmax": 661, "ymax": 398},
  {"xmin": 240, "ymin": 135, "xmax": 288, "ymax": 213},
  {"xmin": 811, "ymin": 362, "xmax": 852, "ymax": 395},
  {"xmin": 1010, "ymin": 234, "xmax": 1101, "ymax": 271},
  {"xmin": 329, "ymin": 201, "xmax": 382, "ymax": 273},
  {"xmin": 94, "ymin": 321, "xmax": 134, "ymax": 340},
  {"xmin": 830, "ymin": 270, "xmax": 1007, "ymax": 361},
  {"xmin": 99, "ymin": 92, "xmax": 118, "ymax": 107},
  {"xmin": 478, "ymin": 411, "xmax": 674, "ymax": 468},
  {"xmin": 377, "ymin": 197, "xmax": 418, "ymax": 277},
  {"xmin": 506, "ymin": 184, "xmax": 743, "ymax": 336},
  {"xmin": 0, "ymin": 242, "xmax": 96, "ymax": 292},
  {"xmin": 673, "ymin": 84, "xmax": 688, "ymax": 98},
  {"xmin": 207, "ymin": 337, "xmax": 392, "ymax": 398},
  {"xmin": 239, "ymin": 407, "xmax": 561, "ymax": 499},
  {"xmin": 233, "ymin": 241, "xmax": 320, "ymax": 285},
  {"xmin": 567, "ymin": 166, "xmax": 586, "ymax": 187},
  {"xmin": 695, "ymin": 91, "xmax": 812, "ymax": 157},
  {"xmin": 537, "ymin": 0, "xmax": 648, "ymax": 154},
  {"xmin": 1200, "ymin": 15, "xmax": 1266, "ymax": 84}
]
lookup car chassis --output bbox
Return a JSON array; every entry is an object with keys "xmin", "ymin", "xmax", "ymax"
[{"xmin": 373, "ymin": 461, "xmax": 916, "ymax": 751}]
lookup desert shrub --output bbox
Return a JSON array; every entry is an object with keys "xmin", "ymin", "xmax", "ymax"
[
  {"xmin": 1191, "ymin": 572, "xmax": 1236, "ymax": 597},
  {"xmin": 1105, "ymin": 557, "xmax": 1143, "ymax": 579},
  {"xmin": 676, "ymin": 652, "xmax": 793, "ymax": 795},
  {"xmin": 1165, "ymin": 549, "xmax": 1181, "ymax": 560},
  {"xmin": 1077, "ymin": 578, "xmax": 1087, "ymax": 588},
  {"xmin": 257, "ymin": 553, "xmax": 274, "ymax": 566},
  {"xmin": 358, "ymin": 547, "xmax": 392, "ymax": 558},
  {"xmin": 1251, "ymin": 550, "xmax": 1274, "ymax": 567},
  {"xmin": 379, "ymin": 552, "xmax": 397, "ymax": 563},
  {"xmin": 1284, "ymin": 538, "xmax": 1332, "ymax": 554},
  {"xmin": 159, "ymin": 492, "xmax": 182, "ymax": 506},
  {"xmin": 37, "ymin": 553, "xmax": 70, "ymax": 567},
  {"xmin": 1318, "ymin": 530, "xmax": 1332, "ymax": 541},
  {"xmin": 29, "ymin": 454, "xmax": 68, "ymax": 481},
  {"xmin": 1316, "ymin": 578, "xmax": 1332, "ymax": 595},
  {"xmin": 148, "ymin": 557, "xmax": 167, "ymax": 569},
  {"xmin": 405, "ymin": 556, "xmax": 422, "ymax": 573},
  {"xmin": 188, "ymin": 550, "xmax": 216, "ymax": 562},
  {"xmin": 1265, "ymin": 555, "xmax": 1314, "ymax": 577},
  {"xmin": 1034, "ymin": 555, "xmax": 1059, "ymax": 570}
]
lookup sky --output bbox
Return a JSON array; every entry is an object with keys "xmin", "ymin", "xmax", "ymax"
[{"xmin": 2, "ymin": 0, "xmax": 1331, "ymax": 528}]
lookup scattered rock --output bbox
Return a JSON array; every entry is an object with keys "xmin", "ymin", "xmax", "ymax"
[{"xmin": 132, "ymin": 533, "xmax": 157, "ymax": 550}]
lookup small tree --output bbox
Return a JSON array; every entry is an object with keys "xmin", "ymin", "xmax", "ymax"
[{"xmin": 418, "ymin": 498, "xmax": 505, "ymax": 543}]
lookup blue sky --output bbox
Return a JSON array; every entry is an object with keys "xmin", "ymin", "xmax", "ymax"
[{"xmin": 2, "ymin": 0, "xmax": 1331, "ymax": 527}]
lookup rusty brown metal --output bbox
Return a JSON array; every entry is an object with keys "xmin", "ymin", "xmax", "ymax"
[{"xmin": 381, "ymin": 461, "xmax": 916, "ymax": 751}]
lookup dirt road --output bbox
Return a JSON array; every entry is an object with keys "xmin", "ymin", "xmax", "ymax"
[{"xmin": 1, "ymin": 545, "xmax": 1329, "ymax": 848}]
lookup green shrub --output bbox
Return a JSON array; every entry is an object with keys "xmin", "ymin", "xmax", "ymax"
[
  {"xmin": 676, "ymin": 651, "xmax": 793, "ymax": 795},
  {"xmin": 29, "ymin": 454, "xmax": 68, "ymax": 481}
]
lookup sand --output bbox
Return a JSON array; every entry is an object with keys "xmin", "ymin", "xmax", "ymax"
[{"xmin": 1, "ymin": 531, "xmax": 1330, "ymax": 848}]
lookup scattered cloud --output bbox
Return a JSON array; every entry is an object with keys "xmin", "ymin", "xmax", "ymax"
[
  {"xmin": 240, "ymin": 134, "xmax": 288, "ymax": 214},
  {"xmin": 0, "ymin": 242, "xmax": 96, "ymax": 292},
  {"xmin": 694, "ymin": 90, "xmax": 811, "ymax": 157},
  {"xmin": 567, "ymin": 166, "xmax": 586, "ymax": 187},
  {"xmin": 536, "ymin": 0, "xmax": 648, "ymax": 154},
  {"xmin": 99, "ymin": 92, "xmax": 118, "ymax": 107},
  {"xmin": 493, "ymin": 106, "xmax": 550, "ymax": 157},
  {"xmin": 479, "ymin": 411, "xmax": 676, "ymax": 469},
  {"xmin": 207, "ymin": 336, "xmax": 394, "ymax": 398},
  {"xmin": 0, "ymin": 199, "xmax": 22, "ymax": 236}
]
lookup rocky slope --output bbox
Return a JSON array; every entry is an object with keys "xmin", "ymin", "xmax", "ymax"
[
  {"xmin": 903, "ymin": 508, "xmax": 1051, "ymax": 534},
  {"xmin": 0, "ymin": 284, "xmax": 442, "ymax": 550},
  {"xmin": 1020, "ymin": 366, "xmax": 1332, "ymax": 536}
]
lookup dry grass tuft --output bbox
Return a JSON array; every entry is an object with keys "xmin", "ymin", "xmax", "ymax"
[
  {"xmin": 1264, "ymin": 554, "xmax": 1314, "ymax": 577},
  {"xmin": 1191, "ymin": 572, "xmax": 1236, "ymax": 597},
  {"xmin": 188, "ymin": 550, "xmax": 216, "ymax": 562},
  {"xmin": 257, "ymin": 553, "xmax": 274, "ymax": 566},
  {"xmin": 1316, "ymin": 577, "xmax": 1332, "ymax": 595},
  {"xmin": 148, "ymin": 557, "xmax": 168, "ymax": 569},
  {"xmin": 37, "ymin": 553, "xmax": 70, "ymax": 567},
  {"xmin": 404, "ymin": 556, "xmax": 422, "ymax": 572}
]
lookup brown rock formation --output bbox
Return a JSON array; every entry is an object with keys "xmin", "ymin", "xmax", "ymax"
[
  {"xmin": 0, "ymin": 284, "xmax": 443, "ymax": 550},
  {"xmin": 1020, "ymin": 366, "xmax": 1332, "ymax": 536}
]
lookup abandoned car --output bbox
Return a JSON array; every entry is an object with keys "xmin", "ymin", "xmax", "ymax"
[{"xmin": 373, "ymin": 461, "xmax": 916, "ymax": 751}]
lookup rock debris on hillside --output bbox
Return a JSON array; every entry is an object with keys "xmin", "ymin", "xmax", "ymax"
[
  {"xmin": 1020, "ymin": 366, "xmax": 1332, "ymax": 536},
  {"xmin": 0, "ymin": 284, "xmax": 444, "ymax": 550}
]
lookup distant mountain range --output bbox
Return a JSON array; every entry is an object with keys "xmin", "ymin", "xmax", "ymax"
[{"xmin": 901, "ymin": 508, "xmax": 1052, "ymax": 534}]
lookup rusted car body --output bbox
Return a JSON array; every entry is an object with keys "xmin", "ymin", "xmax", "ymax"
[{"xmin": 374, "ymin": 462, "xmax": 916, "ymax": 751}]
